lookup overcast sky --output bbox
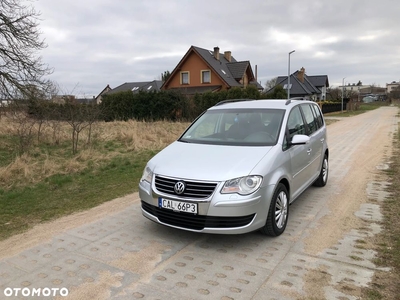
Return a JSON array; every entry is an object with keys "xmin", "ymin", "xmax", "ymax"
[{"xmin": 33, "ymin": 0, "xmax": 400, "ymax": 97}]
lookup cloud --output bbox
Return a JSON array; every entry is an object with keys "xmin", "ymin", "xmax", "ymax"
[{"xmin": 32, "ymin": 0, "xmax": 400, "ymax": 96}]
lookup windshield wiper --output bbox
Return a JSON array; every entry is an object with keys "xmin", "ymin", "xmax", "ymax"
[{"xmin": 178, "ymin": 139, "xmax": 190, "ymax": 143}]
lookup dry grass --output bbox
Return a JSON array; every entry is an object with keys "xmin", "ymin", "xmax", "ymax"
[{"xmin": 0, "ymin": 115, "xmax": 190, "ymax": 189}]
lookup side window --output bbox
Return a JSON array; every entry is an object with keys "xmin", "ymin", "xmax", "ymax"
[
  {"xmin": 287, "ymin": 106, "xmax": 306, "ymax": 140},
  {"xmin": 301, "ymin": 104, "xmax": 317, "ymax": 135},
  {"xmin": 312, "ymin": 104, "xmax": 324, "ymax": 128}
]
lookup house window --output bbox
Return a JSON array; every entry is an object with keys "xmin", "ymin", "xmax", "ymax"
[
  {"xmin": 201, "ymin": 70, "xmax": 211, "ymax": 83},
  {"xmin": 180, "ymin": 72, "xmax": 189, "ymax": 84}
]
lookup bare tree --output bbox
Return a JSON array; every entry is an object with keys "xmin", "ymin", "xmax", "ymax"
[
  {"xmin": 62, "ymin": 99, "xmax": 91, "ymax": 154},
  {"xmin": 0, "ymin": 0, "xmax": 52, "ymax": 99},
  {"xmin": 327, "ymin": 87, "xmax": 357, "ymax": 102},
  {"xmin": 264, "ymin": 77, "xmax": 278, "ymax": 91},
  {"xmin": 8, "ymin": 101, "xmax": 36, "ymax": 154}
]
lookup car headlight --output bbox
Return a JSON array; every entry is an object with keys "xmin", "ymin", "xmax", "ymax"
[
  {"xmin": 221, "ymin": 175, "xmax": 263, "ymax": 195},
  {"xmin": 140, "ymin": 166, "xmax": 153, "ymax": 184}
]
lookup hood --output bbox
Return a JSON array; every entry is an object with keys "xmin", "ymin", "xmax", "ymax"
[{"xmin": 149, "ymin": 141, "xmax": 272, "ymax": 181}]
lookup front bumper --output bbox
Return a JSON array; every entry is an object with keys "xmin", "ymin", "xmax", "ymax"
[{"xmin": 139, "ymin": 179, "xmax": 275, "ymax": 234}]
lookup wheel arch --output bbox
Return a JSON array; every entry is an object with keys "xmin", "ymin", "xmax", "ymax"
[{"xmin": 278, "ymin": 178, "xmax": 290, "ymax": 200}]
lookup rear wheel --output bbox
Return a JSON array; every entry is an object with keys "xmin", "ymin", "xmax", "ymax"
[
  {"xmin": 260, "ymin": 183, "xmax": 289, "ymax": 236},
  {"xmin": 313, "ymin": 154, "xmax": 328, "ymax": 187}
]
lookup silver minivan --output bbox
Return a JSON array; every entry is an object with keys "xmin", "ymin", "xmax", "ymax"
[{"xmin": 139, "ymin": 99, "xmax": 328, "ymax": 236}]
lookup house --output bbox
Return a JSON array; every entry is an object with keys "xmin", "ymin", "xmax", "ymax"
[
  {"xmin": 338, "ymin": 82, "xmax": 374, "ymax": 94},
  {"xmin": 386, "ymin": 81, "xmax": 400, "ymax": 94},
  {"xmin": 97, "ymin": 80, "xmax": 162, "ymax": 104},
  {"xmin": 268, "ymin": 68, "xmax": 329, "ymax": 101},
  {"xmin": 104, "ymin": 80, "xmax": 163, "ymax": 98},
  {"xmin": 95, "ymin": 84, "xmax": 112, "ymax": 104},
  {"xmin": 161, "ymin": 46, "xmax": 263, "ymax": 95}
]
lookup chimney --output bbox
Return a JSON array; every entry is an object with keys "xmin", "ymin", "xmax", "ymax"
[
  {"xmin": 255, "ymin": 65, "xmax": 258, "ymax": 81},
  {"xmin": 297, "ymin": 67, "xmax": 305, "ymax": 83},
  {"xmin": 224, "ymin": 51, "xmax": 231, "ymax": 62},
  {"xmin": 213, "ymin": 47, "xmax": 220, "ymax": 60}
]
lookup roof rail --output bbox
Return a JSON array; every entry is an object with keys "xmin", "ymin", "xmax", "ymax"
[
  {"xmin": 290, "ymin": 97, "xmax": 308, "ymax": 100},
  {"xmin": 214, "ymin": 99, "xmax": 255, "ymax": 106},
  {"xmin": 285, "ymin": 97, "xmax": 309, "ymax": 105}
]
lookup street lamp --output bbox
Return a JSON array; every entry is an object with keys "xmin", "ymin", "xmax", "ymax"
[
  {"xmin": 288, "ymin": 50, "xmax": 295, "ymax": 99},
  {"xmin": 341, "ymin": 77, "xmax": 346, "ymax": 112}
]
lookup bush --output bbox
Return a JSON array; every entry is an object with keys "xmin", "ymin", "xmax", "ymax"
[{"xmin": 100, "ymin": 85, "xmax": 265, "ymax": 122}]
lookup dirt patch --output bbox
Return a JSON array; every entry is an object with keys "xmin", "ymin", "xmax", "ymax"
[
  {"xmin": 55, "ymin": 270, "xmax": 124, "ymax": 300},
  {"xmin": 109, "ymin": 241, "xmax": 171, "ymax": 276}
]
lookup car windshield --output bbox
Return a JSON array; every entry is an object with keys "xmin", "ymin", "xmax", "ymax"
[{"xmin": 179, "ymin": 108, "xmax": 285, "ymax": 146}]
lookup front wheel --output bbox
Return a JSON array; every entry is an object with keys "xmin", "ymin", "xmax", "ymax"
[
  {"xmin": 260, "ymin": 183, "xmax": 289, "ymax": 236},
  {"xmin": 313, "ymin": 154, "xmax": 329, "ymax": 187}
]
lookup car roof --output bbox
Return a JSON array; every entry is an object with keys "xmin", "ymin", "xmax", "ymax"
[{"xmin": 208, "ymin": 99, "xmax": 315, "ymax": 110}]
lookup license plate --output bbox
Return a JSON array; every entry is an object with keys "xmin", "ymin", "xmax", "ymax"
[{"xmin": 158, "ymin": 197, "xmax": 197, "ymax": 214}]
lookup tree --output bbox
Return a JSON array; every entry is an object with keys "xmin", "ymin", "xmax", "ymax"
[
  {"xmin": 264, "ymin": 77, "xmax": 278, "ymax": 91},
  {"xmin": 326, "ymin": 87, "xmax": 357, "ymax": 102},
  {"xmin": 0, "ymin": 0, "xmax": 52, "ymax": 99},
  {"xmin": 161, "ymin": 71, "xmax": 171, "ymax": 82},
  {"xmin": 265, "ymin": 85, "xmax": 287, "ymax": 99},
  {"xmin": 326, "ymin": 87, "xmax": 341, "ymax": 101}
]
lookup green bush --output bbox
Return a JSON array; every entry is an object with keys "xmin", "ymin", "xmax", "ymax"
[{"xmin": 99, "ymin": 85, "xmax": 266, "ymax": 122}]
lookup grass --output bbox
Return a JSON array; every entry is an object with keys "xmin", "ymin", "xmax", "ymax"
[
  {"xmin": 0, "ymin": 115, "xmax": 190, "ymax": 240},
  {"xmin": 324, "ymin": 101, "xmax": 390, "ymax": 117},
  {"xmin": 0, "ymin": 151, "xmax": 156, "ymax": 240},
  {"xmin": 361, "ymin": 110, "xmax": 400, "ymax": 299}
]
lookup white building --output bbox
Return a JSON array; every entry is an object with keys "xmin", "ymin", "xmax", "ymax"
[
  {"xmin": 386, "ymin": 81, "xmax": 400, "ymax": 94},
  {"xmin": 337, "ymin": 83, "xmax": 372, "ymax": 93}
]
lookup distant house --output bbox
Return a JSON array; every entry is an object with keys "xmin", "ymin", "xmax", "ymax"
[
  {"xmin": 161, "ymin": 45, "xmax": 263, "ymax": 95},
  {"xmin": 268, "ymin": 68, "xmax": 329, "ymax": 101},
  {"xmin": 95, "ymin": 84, "xmax": 112, "ymax": 104},
  {"xmin": 386, "ymin": 81, "xmax": 400, "ymax": 94},
  {"xmin": 96, "ymin": 80, "xmax": 162, "ymax": 104},
  {"xmin": 339, "ymin": 82, "xmax": 373, "ymax": 94},
  {"xmin": 107, "ymin": 80, "xmax": 162, "ymax": 96}
]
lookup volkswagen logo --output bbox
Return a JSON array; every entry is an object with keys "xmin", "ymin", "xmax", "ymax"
[{"xmin": 174, "ymin": 181, "xmax": 186, "ymax": 195}]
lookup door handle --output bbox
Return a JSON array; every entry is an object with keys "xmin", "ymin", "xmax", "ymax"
[
  {"xmin": 307, "ymin": 148, "xmax": 312, "ymax": 155},
  {"xmin": 320, "ymin": 138, "xmax": 325, "ymax": 143}
]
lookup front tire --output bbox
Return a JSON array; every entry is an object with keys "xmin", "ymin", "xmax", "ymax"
[
  {"xmin": 260, "ymin": 183, "xmax": 289, "ymax": 236},
  {"xmin": 313, "ymin": 154, "xmax": 329, "ymax": 187}
]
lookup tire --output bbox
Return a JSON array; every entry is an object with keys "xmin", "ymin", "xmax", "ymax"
[
  {"xmin": 260, "ymin": 183, "xmax": 289, "ymax": 236},
  {"xmin": 313, "ymin": 154, "xmax": 329, "ymax": 187}
]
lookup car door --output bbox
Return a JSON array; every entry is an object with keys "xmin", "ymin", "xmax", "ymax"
[
  {"xmin": 285, "ymin": 105, "xmax": 312, "ymax": 200},
  {"xmin": 300, "ymin": 103, "xmax": 323, "ymax": 180}
]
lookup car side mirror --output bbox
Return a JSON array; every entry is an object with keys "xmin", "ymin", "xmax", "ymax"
[{"xmin": 290, "ymin": 134, "xmax": 310, "ymax": 145}]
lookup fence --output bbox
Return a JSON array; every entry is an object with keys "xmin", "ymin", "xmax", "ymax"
[{"xmin": 320, "ymin": 99, "xmax": 350, "ymax": 114}]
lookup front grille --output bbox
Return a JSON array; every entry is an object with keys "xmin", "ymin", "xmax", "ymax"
[
  {"xmin": 154, "ymin": 175, "xmax": 217, "ymax": 199},
  {"xmin": 142, "ymin": 201, "xmax": 255, "ymax": 230}
]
